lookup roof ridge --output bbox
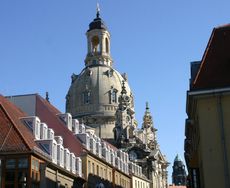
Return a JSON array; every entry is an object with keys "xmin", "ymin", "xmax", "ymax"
[
  {"xmin": 215, "ymin": 23, "xmax": 230, "ymax": 29},
  {"xmin": 5, "ymin": 93, "xmax": 38, "ymax": 98}
]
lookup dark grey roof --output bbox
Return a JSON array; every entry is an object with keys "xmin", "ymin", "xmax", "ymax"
[{"xmin": 88, "ymin": 16, "xmax": 108, "ymax": 32}]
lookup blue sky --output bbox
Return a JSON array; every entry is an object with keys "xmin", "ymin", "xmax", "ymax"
[{"xmin": 1, "ymin": 0, "xmax": 230, "ymax": 183}]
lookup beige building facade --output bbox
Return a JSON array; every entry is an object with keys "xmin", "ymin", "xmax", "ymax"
[
  {"xmin": 132, "ymin": 175, "xmax": 151, "ymax": 188},
  {"xmin": 80, "ymin": 141, "xmax": 132, "ymax": 188}
]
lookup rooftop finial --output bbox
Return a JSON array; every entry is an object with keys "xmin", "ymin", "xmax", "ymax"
[
  {"xmin": 46, "ymin": 92, "xmax": 50, "ymax": 103},
  {"xmin": 145, "ymin": 102, "xmax": 150, "ymax": 114},
  {"xmin": 96, "ymin": 3, "xmax": 100, "ymax": 18},
  {"xmin": 146, "ymin": 102, "xmax": 149, "ymax": 110}
]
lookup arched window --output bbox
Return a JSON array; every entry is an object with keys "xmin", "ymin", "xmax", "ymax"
[
  {"xmin": 91, "ymin": 36, "xmax": 99, "ymax": 53},
  {"xmin": 109, "ymin": 89, "xmax": 117, "ymax": 103},
  {"xmin": 105, "ymin": 38, "xmax": 109, "ymax": 53}
]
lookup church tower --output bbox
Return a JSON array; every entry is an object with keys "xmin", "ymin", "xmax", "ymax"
[
  {"xmin": 172, "ymin": 154, "xmax": 187, "ymax": 186},
  {"xmin": 85, "ymin": 5, "xmax": 113, "ymax": 67},
  {"xmin": 142, "ymin": 102, "xmax": 158, "ymax": 150},
  {"xmin": 66, "ymin": 6, "xmax": 135, "ymax": 139},
  {"xmin": 114, "ymin": 81, "xmax": 135, "ymax": 146}
]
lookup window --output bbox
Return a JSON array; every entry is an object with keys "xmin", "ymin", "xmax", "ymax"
[
  {"xmin": 83, "ymin": 91, "xmax": 91, "ymax": 104},
  {"xmin": 31, "ymin": 158, "xmax": 40, "ymax": 187},
  {"xmin": 110, "ymin": 89, "xmax": 117, "ymax": 104},
  {"xmin": 6, "ymin": 159, "xmax": 16, "ymax": 169},
  {"xmin": 18, "ymin": 158, "xmax": 28, "ymax": 168},
  {"xmin": 91, "ymin": 36, "xmax": 99, "ymax": 53},
  {"xmin": 32, "ymin": 159, "xmax": 39, "ymax": 171},
  {"xmin": 100, "ymin": 167, "xmax": 103, "ymax": 177},
  {"xmin": 104, "ymin": 168, "xmax": 107, "ymax": 179},
  {"xmin": 92, "ymin": 163, "xmax": 95, "ymax": 174},
  {"xmin": 111, "ymin": 91, "xmax": 117, "ymax": 103},
  {"xmin": 5, "ymin": 158, "xmax": 30, "ymax": 188},
  {"xmin": 109, "ymin": 171, "xmax": 112, "ymax": 181},
  {"xmin": 105, "ymin": 38, "xmax": 109, "ymax": 53},
  {"xmin": 5, "ymin": 159, "xmax": 16, "ymax": 188},
  {"xmin": 88, "ymin": 161, "xmax": 91, "ymax": 174},
  {"xmin": 23, "ymin": 119, "xmax": 33, "ymax": 131},
  {"xmin": 97, "ymin": 165, "xmax": 99, "ymax": 175}
]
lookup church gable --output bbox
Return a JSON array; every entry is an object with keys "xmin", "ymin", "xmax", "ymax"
[{"xmin": 153, "ymin": 149, "xmax": 167, "ymax": 164}]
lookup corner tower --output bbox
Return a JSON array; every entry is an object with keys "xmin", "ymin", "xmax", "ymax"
[{"xmin": 66, "ymin": 6, "xmax": 135, "ymax": 139}]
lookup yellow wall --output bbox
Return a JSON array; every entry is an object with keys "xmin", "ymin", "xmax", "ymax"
[
  {"xmin": 114, "ymin": 171, "xmax": 131, "ymax": 188},
  {"xmin": 82, "ymin": 154, "xmax": 112, "ymax": 181},
  {"xmin": 45, "ymin": 167, "xmax": 74, "ymax": 187},
  {"xmin": 132, "ymin": 175, "xmax": 150, "ymax": 188},
  {"xmin": 194, "ymin": 94, "xmax": 230, "ymax": 188},
  {"xmin": 82, "ymin": 153, "xmax": 131, "ymax": 188}
]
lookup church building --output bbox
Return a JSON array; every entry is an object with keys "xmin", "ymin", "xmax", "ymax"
[
  {"xmin": 66, "ymin": 6, "xmax": 169, "ymax": 188},
  {"xmin": 172, "ymin": 154, "xmax": 187, "ymax": 186},
  {"xmin": 66, "ymin": 6, "xmax": 135, "ymax": 140}
]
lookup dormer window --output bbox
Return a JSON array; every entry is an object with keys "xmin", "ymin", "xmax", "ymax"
[{"xmin": 83, "ymin": 91, "xmax": 91, "ymax": 104}]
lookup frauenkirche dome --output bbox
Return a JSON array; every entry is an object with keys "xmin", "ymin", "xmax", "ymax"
[{"xmin": 66, "ymin": 8, "xmax": 135, "ymax": 139}]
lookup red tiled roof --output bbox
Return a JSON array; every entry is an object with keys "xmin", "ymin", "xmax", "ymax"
[
  {"xmin": 0, "ymin": 95, "xmax": 37, "ymax": 152},
  {"xmin": 192, "ymin": 24, "xmax": 230, "ymax": 90},
  {"xmin": 168, "ymin": 186, "xmax": 187, "ymax": 188},
  {"xmin": 35, "ymin": 95, "xmax": 84, "ymax": 156},
  {"xmin": 103, "ymin": 140, "xmax": 118, "ymax": 151}
]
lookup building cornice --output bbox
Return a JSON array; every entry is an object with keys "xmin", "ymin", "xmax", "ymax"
[{"xmin": 186, "ymin": 87, "xmax": 230, "ymax": 116}]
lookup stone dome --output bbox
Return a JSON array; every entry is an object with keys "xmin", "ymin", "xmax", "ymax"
[
  {"xmin": 66, "ymin": 11, "xmax": 135, "ymax": 139},
  {"xmin": 66, "ymin": 64, "xmax": 134, "ymax": 138}
]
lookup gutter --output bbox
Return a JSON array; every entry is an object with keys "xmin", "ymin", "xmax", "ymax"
[{"xmin": 188, "ymin": 87, "xmax": 230, "ymax": 96}]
